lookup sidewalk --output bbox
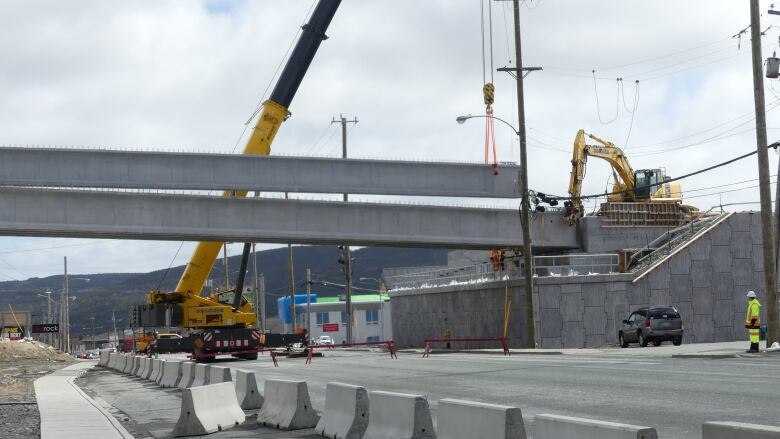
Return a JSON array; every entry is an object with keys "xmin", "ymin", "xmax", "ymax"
[
  {"xmin": 34, "ymin": 361, "xmax": 134, "ymax": 439},
  {"xmin": 400, "ymin": 341, "xmax": 779, "ymax": 358}
]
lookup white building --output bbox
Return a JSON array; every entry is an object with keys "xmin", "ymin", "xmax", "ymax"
[{"xmin": 297, "ymin": 295, "xmax": 392, "ymax": 344}]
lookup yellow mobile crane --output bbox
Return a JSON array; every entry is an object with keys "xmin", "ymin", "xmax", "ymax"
[
  {"xmin": 564, "ymin": 129, "xmax": 685, "ymax": 224},
  {"xmin": 129, "ymin": 0, "xmax": 341, "ymax": 360}
]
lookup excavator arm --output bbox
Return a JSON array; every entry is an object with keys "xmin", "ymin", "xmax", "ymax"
[{"xmin": 565, "ymin": 129, "xmax": 637, "ymax": 224}]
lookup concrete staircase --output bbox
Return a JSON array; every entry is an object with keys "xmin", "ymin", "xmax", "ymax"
[{"xmin": 629, "ymin": 211, "xmax": 734, "ymax": 281}]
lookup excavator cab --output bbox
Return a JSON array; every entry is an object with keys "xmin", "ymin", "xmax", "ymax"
[{"xmin": 633, "ymin": 169, "xmax": 663, "ymax": 199}]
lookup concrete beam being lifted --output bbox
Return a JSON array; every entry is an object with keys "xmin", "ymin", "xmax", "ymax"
[
  {"xmin": 0, "ymin": 187, "xmax": 577, "ymax": 249},
  {"xmin": 0, "ymin": 147, "xmax": 520, "ymax": 198}
]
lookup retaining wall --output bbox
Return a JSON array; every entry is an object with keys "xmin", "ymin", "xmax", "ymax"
[{"xmin": 391, "ymin": 212, "xmax": 769, "ymax": 349}]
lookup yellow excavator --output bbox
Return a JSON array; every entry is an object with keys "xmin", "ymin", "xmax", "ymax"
[
  {"xmin": 564, "ymin": 129, "xmax": 685, "ymax": 224},
  {"xmin": 129, "ymin": 0, "xmax": 341, "ymax": 360}
]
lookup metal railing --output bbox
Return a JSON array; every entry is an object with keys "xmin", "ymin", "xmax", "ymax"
[{"xmin": 387, "ymin": 253, "xmax": 619, "ymax": 291}]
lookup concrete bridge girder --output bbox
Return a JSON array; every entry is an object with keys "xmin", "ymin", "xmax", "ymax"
[
  {"xmin": 0, "ymin": 187, "xmax": 578, "ymax": 249},
  {"xmin": 0, "ymin": 147, "xmax": 520, "ymax": 198}
]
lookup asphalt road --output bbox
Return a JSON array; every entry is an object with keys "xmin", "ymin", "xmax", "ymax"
[{"xmin": 80, "ymin": 344, "xmax": 780, "ymax": 439}]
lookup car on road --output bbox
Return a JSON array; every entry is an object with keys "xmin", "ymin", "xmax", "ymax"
[
  {"xmin": 315, "ymin": 335, "xmax": 334, "ymax": 345},
  {"xmin": 619, "ymin": 306, "xmax": 683, "ymax": 348}
]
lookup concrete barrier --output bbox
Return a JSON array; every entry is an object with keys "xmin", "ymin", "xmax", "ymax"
[
  {"xmin": 363, "ymin": 391, "xmax": 435, "ymax": 439},
  {"xmin": 235, "ymin": 370, "xmax": 264, "ymax": 410},
  {"xmin": 122, "ymin": 355, "xmax": 136, "ymax": 374},
  {"xmin": 149, "ymin": 359, "xmax": 165, "ymax": 383},
  {"xmin": 315, "ymin": 382, "xmax": 369, "ymax": 439},
  {"xmin": 141, "ymin": 358, "xmax": 155, "ymax": 380},
  {"xmin": 178, "ymin": 362, "xmax": 197, "ymax": 390},
  {"xmin": 107, "ymin": 352, "xmax": 119, "ymax": 370},
  {"xmin": 114, "ymin": 354, "xmax": 127, "ymax": 372},
  {"xmin": 98, "ymin": 351, "xmax": 110, "ymax": 367},
  {"xmin": 208, "ymin": 366, "xmax": 232, "ymax": 384},
  {"xmin": 533, "ymin": 414, "xmax": 657, "ymax": 439},
  {"xmin": 437, "ymin": 398, "xmax": 525, "ymax": 439},
  {"xmin": 172, "ymin": 382, "xmax": 246, "ymax": 436},
  {"xmin": 703, "ymin": 421, "xmax": 780, "ymax": 438},
  {"xmin": 159, "ymin": 361, "xmax": 182, "ymax": 388},
  {"xmin": 135, "ymin": 357, "xmax": 148, "ymax": 377},
  {"xmin": 257, "ymin": 379, "xmax": 319, "ymax": 430},
  {"xmin": 130, "ymin": 356, "xmax": 142, "ymax": 375},
  {"xmin": 191, "ymin": 364, "xmax": 209, "ymax": 387},
  {"xmin": 154, "ymin": 359, "xmax": 168, "ymax": 384}
]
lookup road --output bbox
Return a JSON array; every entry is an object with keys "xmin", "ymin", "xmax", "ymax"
[{"xmin": 79, "ymin": 343, "xmax": 780, "ymax": 439}]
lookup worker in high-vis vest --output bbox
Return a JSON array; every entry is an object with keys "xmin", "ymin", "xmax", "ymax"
[{"xmin": 745, "ymin": 290, "xmax": 762, "ymax": 353}]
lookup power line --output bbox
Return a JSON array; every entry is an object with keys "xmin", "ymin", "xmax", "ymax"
[
  {"xmin": 0, "ymin": 240, "xmax": 110, "ymax": 255},
  {"xmin": 631, "ymin": 127, "xmax": 756, "ymax": 157},
  {"xmin": 685, "ymin": 174, "xmax": 776, "ymax": 193},
  {"xmin": 304, "ymin": 123, "xmax": 336, "ymax": 155},
  {"xmin": 592, "ymin": 74, "xmax": 620, "ymax": 124},
  {"xmin": 685, "ymin": 180, "xmax": 777, "ymax": 200},
  {"xmin": 598, "ymin": 37, "xmax": 735, "ymax": 71}
]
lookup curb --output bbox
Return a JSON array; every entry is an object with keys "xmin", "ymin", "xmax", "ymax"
[{"xmin": 671, "ymin": 353, "xmax": 738, "ymax": 359}]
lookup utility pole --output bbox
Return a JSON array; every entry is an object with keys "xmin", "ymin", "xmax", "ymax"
[
  {"xmin": 45, "ymin": 291, "xmax": 52, "ymax": 346},
  {"xmin": 511, "ymin": 0, "xmax": 536, "ymax": 348},
  {"xmin": 306, "ymin": 268, "xmax": 312, "ymax": 341},
  {"xmin": 751, "ymin": 0, "xmax": 779, "ymax": 346},
  {"xmin": 90, "ymin": 315, "xmax": 95, "ymax": 351},
  {"xmin": 252, "ymin": 243, "xmax": 261, "ymax": 330},
  {"xmin": 222, "ymin": 245, "xmax": 230, "ymax": 291},
  {"xmin": 259, "ymin": 274, "xmax": 266, "ymax": 331},
  {"xmin": 60, "ymin": 256, "xmax": 70, "ymax": 353},
  {"xmin": 332, "ymin": 114, "xmax": 358, "ymax": 343},
  {"xmin": 111, "ymin": 310, "xmax": 117, "ymax": 348},
  {"xmin": 286, "ymin": 193, "xmax": 297, "ymax": 334}
]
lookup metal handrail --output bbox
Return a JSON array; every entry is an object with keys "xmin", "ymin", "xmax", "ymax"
[{"xmin": 389, "ymin": 253, "xmax": 619, "ymax": 291}]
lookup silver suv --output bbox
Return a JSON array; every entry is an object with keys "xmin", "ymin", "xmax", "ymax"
[{"xmin": 619, "ymin": 306, "xmax": 683, "ymax": 348}]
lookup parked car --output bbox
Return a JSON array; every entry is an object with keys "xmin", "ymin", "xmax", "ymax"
[
  {"xmin": 619, "ymin": 306, "xmax": 683, "ymax": 348},
  {"xmin": 315, "ymin": 335, "xmax": 334, "ymax": 345}
]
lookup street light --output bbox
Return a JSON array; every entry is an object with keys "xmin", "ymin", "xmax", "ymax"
[
  {"xmin": 456, "ymin": 114, "xmax": 519, "ymax": 135},
  {"xmin": 457, "ymin": 113, "xmax": 537, "ymax": 348}
]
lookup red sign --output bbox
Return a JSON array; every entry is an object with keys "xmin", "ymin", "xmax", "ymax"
[{"xmin": 322, "ymin": 323, "xmax": 339, "ymax": 332}]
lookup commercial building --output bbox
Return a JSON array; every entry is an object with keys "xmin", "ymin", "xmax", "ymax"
[{"xmin": 296, "ymin": 294, "xmax": 392, "ymax": 344}]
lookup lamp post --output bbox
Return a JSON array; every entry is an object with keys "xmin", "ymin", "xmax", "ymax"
[{"xmin": 456, "ymin": 113, "xmax": 536, "ymax": 349}]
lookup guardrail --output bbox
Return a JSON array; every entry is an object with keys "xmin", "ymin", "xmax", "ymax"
[{"xmin": 387, "ymin": 254, "xmax": 619, "ymax": 291}]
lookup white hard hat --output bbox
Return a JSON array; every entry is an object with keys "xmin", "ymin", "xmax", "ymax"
[{"xmin": 747, "ymin": 291, "xmax": 757, "ymax": 298}]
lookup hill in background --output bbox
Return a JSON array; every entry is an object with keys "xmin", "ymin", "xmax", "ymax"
[{"xmin": 0, "ymin": 245, "xmax": 447, "ymax": 335}]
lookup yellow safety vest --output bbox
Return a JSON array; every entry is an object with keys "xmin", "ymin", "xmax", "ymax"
[{"xmin": 746, "ymin": 299, "xmax": 762, "ymax": 326}]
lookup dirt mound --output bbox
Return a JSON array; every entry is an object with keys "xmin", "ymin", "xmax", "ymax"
[{"xmin": 0, "ymin": 339, "xmax": 72, "ymax": 362}]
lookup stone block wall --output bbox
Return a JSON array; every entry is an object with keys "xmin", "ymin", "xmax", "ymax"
[
  {"xmin": 390, "ymin": 212, "xmax": 767, "ymax": 349},
  {"xmin": 391, "ymin": 281, "xmax": 528, "ymax": 349}
]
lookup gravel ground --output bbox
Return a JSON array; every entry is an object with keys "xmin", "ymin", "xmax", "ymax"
[
  {"xmin": 0, "ymin": 340, "xmax": 75, "ymax": 439},
  {"xmin": 0, "ymin": 403, "xmax": 40, "ymax": 439}
]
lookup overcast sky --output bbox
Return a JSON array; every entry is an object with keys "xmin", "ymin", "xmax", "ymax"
[{"xmin": 1, "ymin": 0, "xmax": 779, "ymax": 279}]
